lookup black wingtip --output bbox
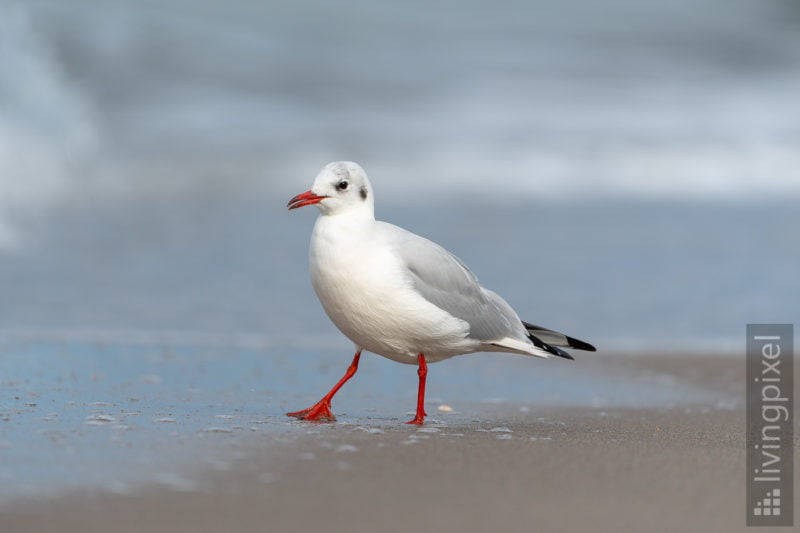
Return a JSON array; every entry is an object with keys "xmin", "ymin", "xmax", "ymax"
[
  {"xmin": 555, "ymin": 350, "xmax": 574, "ymax": 361},
  {"xmin": 566, "ymin": 336, "xmax": 596, "ymax": 352},
  {"xmin": 522, "ymin": 321, "xmax": 596, "ymax": 352},
  {"xmin": 527, "ymin": 334, "xmax": 575, "ymax": 361}
]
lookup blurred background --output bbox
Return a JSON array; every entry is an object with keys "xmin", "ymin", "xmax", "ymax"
[{"xmin": 1, "ymin": 0, "xmax": 798, "ymax": 351}]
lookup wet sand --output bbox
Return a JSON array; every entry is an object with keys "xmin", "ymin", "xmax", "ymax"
[
  {"xmin": 3, "ymin": 352, "xmax": 796, "ymax": 533},
  {"xmin": 1, "ymin": 406, "xmax": 756, "ymax": 533}
]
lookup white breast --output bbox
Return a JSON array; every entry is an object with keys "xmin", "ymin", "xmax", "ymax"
[{"xmin": 308, "ymin": 214, "xmax": 475, "ymax": 363}]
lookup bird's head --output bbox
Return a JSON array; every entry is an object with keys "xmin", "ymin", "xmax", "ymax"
[{"xmin": 287, "ymin": 161, "xmax": 374, "ymax": 217}]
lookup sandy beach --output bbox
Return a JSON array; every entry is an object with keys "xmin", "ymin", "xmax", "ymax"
[{"xmin": 2, "ymin": 352, "xmax": 795, "ymax": 533}]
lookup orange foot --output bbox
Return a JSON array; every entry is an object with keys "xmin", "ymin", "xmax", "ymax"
[
  {"xmin": 405, "ymin": 410, "xmax": 427, "ymax": 425},
  {"xmin": 286, "ymin": 400, "xmax": 336, "ymax": 422}
]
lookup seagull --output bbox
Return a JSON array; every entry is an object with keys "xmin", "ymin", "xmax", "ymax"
[{"xmin": 286, "ymin": 161, "xmax": 595, "ymax": 424}]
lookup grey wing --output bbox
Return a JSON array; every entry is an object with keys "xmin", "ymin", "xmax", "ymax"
[{"xmin": 384, "ymin": 223, "xmax": 527, "ymax": 343}]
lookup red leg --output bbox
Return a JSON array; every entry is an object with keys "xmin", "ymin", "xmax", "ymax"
[
  {"xmin": 287, "ymin": 350, "xmax": 361, "ymax": 422},
  {"xmin": 405, "ymin": 353, "xmax": 428, "ymax": 425}
]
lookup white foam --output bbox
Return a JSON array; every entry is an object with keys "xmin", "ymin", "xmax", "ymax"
[
  {"xmin": 0, "ymin": 5, "xmax": 98, "ymax": 249},
  {"xmin": 0, "ymin": 0, "xmax": 798, "ymax": 259}
]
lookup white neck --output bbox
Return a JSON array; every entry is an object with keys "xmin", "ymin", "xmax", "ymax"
[{"xmin": 317, "ymin": 200, "xmax": 375, "ymax": 221}]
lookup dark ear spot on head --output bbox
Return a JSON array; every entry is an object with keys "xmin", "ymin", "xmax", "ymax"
[{"xmin": 360, "ymin": 187, "xmax": 368, "ymax": 200}]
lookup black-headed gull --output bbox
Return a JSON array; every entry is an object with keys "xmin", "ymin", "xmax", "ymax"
[{"xmin": 287, "ymin": 161, "xmax": 595, "ymax": 424}]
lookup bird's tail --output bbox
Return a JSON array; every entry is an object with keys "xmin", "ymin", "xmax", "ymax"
[
  {"xmin": 522, "ymin": 322, "xmax": 596, "ymax": 361},
  {"xmin": 485, "ymin": 336, "xmax": 553, "ymax": 359}
]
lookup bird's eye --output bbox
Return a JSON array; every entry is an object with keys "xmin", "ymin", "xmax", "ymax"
[{"xmin": 336, "ymin": 180, "xmax": 349, "ymax": 191}]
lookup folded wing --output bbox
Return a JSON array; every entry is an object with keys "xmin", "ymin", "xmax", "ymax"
[{"xmin": 385, "ymin": 223, "xmax": 548, "ymax": 357}]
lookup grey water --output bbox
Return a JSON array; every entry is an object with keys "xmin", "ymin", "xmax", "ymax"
[
  {"xmin": 1, "ymin": 199, "xmax": 798, "ymax": 350},
  {"xmin": 1, "ymin": 0, "xmax": 797, "ymax": 346},
  {"xmin": 2, "ymin": 1, "xmax": 799, "ymax": 231}
]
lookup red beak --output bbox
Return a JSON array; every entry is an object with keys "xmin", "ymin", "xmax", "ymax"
[{"xmin": 287, "ymin": 190, "xmax": 327, "ymax": 210}]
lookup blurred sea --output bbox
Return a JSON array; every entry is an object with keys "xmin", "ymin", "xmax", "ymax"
[{"xmin": 1, "ymin": 0, "xmax": 799, "ymax": 350}]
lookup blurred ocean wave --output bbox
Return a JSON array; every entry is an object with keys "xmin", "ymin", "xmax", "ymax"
[
  {"xmin": 1, "ymin": 1, "xmax": 798, "ymax": 212},
  {"xmin": 0, "ymin": 4, "xmax": 98, "ymax": 247}
]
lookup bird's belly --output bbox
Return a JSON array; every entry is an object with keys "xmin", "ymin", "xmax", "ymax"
[{"xmin": 310, "ymin": 253, "xmax": 474, "ymax": 364}]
